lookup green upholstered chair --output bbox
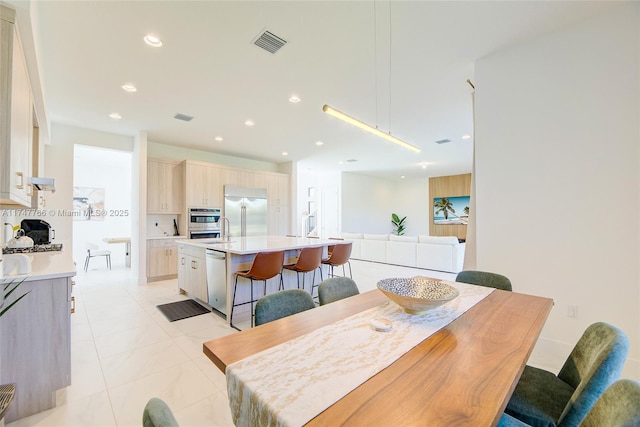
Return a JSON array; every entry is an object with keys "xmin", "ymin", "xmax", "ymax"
[
  {"xmin": 498, "ymin": 379, "xmax": 640, "ymax": 427},
  {"xmin": 579, "ymin": 379, "xmax": 640, "ymax": 427},
  {"xmin": 318, "ymin": 277, "xmax": 360, "ymax": 306},
  {"xmin": 254, "ymin": 289, "xmax": 315, "ymax": 326},
  {"xmin": 142, "ymin": 397, "xmax": 179, "ymax": 427},
  {"xmin": 504, "ymin": 322, "xmax": 629, "ymax": 427},
  {"xmin": 455, "ymin": 270, "xmax": 512, "ymax": 291}
]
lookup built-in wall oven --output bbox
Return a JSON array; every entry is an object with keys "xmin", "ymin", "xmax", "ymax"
[{"xmin": 188, "ymin": 208, "xmax": 221, "ymax": 239}]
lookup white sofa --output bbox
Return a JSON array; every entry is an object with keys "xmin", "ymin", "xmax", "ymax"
[{"xmin": 341, "ymin": 233, "xmax": 465, "ymax": 273}]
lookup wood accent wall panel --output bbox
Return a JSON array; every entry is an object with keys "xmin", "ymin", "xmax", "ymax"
[{"xmin": 429, "ymin": 173, "xmax": 471, "ymax": 239}]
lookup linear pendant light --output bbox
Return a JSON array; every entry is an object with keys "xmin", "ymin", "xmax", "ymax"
[{"xmin": 322, "ymin": 104, "xmax": 420, "ymax": 153}]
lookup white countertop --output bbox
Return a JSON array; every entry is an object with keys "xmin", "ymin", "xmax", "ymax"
[
  {"xmin": 178, "ymin": 235, "xmax": 338, "ymax": 255},
  {"xmin": 147, "ymin": 235, "xmax": 188, "ymax": 240},
  {"xmin": 2, "ymin": 250, "xmax": 76, "ymax": 282}
]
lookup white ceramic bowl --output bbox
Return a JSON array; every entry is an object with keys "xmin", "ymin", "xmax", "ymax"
[{"xmin": 377, "ymin": 276, "xmax": 459, "ymax": 314}]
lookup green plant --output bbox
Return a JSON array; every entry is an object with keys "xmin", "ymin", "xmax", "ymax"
[
  {"xmin": 391, "ymin": 213, "xmax": 407, "ymax": 236},
  {"xmin": 1, "ymin": 277, "xmax": 30, "ymax": 317}
]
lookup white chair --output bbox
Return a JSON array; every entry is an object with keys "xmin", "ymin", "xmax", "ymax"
[{"xmin": 84, "ymin": 242, "xmax": 111, "ymax": 271}]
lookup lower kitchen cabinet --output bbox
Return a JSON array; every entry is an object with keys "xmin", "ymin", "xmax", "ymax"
[
  {"xmin": 147, "ymin": 239, "xmax": 179, "ymax": 279},
  {"xmin": 177, "ymin": 244, "xmax": 207, "ymax": 302},
  {"xmin": 0, "ymin": 275, "xmax": 73, "ymax": 423}
]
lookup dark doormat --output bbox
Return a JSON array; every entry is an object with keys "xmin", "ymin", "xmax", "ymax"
[{"xmin": 157, "ymin": 299, "xmax": 210, "ymax": 322}]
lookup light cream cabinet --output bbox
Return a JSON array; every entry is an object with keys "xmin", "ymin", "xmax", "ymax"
[
  {"xmin": 147, "ymin": 160, "xmax": 183, "ymax": 213},
  {"xmin": 147, "ymin": 238, "xmax": 179, "ymax": 279},
  {"xmin": 177, "ymin": 244, "xmax": 207, "ymax": 302},
  {"xmin": 0, "ymin": 275, "xmax": 73, "ymax": 423},
  {"xmin": 267, "ymin": 173, "xmax": 290, "ymax": 235},
  {"xmin": 0, "ymin": 6, "xmax": 33, "ymax": 207},
  {"xmin": 184, "ymin": 161, "xmax": 222, "ymax": 208}
]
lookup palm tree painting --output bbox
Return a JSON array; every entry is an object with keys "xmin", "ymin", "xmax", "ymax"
[{"xmin": 433, "ymin": 196, "xmax": 470, "ymax": 225}]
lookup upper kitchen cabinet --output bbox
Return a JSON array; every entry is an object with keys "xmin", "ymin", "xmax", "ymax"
[
  {"xmin": 0, "ymin": 6, "xmax": 33, "ymax": 208},
  {"xmin": 183, "ymin": 161, "xmax": 222, "ymax": 208},
  {"xmin": 147, "ymin": 159, "xmax": 183, "ymax": 213}
]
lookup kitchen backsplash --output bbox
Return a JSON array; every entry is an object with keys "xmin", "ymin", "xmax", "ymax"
[{"xmin": 147, "ymin": 214, "xmax": 180, "ymax": 237}]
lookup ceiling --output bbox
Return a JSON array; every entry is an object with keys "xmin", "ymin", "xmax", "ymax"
[{"xmin": 13, "ymin": 1, "xmax": 614, "ymax": 180}]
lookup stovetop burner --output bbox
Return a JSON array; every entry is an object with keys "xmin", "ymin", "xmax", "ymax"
[{"xmin": 2, "ymin": 243, "xmax": 63, "ymax": 255}]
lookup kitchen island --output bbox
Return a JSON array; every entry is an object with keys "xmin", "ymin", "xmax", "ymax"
[
  {"xmin": 177, "ymin": 236, "xmax": 340, "ymax": 326},
  {"xmin": 0, "ymin": 250, "xmax": 76, "ymax": 423}
]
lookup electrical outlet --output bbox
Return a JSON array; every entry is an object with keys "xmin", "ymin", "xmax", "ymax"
[{"xmin": 567, "ymin": 305, "xmax": 577, "ymax": 318}]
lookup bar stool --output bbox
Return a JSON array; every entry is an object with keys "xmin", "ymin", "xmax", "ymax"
[
  {"xmin": 283, "ymin": 246, "xmax": 323, "ymax": 294},
  {"xmin": 230, "ymin": 250, "xmax": 285, "ymax": 330},
  {"xmin": 321, "ymin": 242, "xmax": 352, "ymax": 278}
]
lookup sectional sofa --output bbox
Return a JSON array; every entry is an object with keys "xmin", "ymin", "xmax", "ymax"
[{"xmin": 341, "ymin": 233, "xmax": 466, "ymax": 273}]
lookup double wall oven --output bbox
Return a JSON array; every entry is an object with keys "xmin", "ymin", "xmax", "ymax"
[{"xmin": 188, "ymin": 208, "xmax": 221, "ymax": 239}]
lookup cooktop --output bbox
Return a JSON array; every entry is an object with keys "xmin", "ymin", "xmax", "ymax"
[{"xmin": 2, "ymin": 243, "xmax": 63, "ymax": 255}]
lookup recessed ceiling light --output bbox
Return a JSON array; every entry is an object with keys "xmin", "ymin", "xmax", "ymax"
[
  {"xmin": 122, "ymin": 84, "xmax": 137, "ymax": 92},
  {"xmin": 315, "ymin": 141, "xmax": 324, "ymax": 146},
  {"xmin": 289, "ymin": 95, "xmax": 301, "ymax": 103},
  {"xmin": 400, "ymin": 176, "xmax": 406, "ymax": 179},
  {"xmin": 244, "ymin": 120, "xmax": 254, "ymax": 127},
  {"xmin": 109, "ymin": 113, "xmax": 121, "ymax": 119},
  {"xmin": 144, "ymin": 34, "xmax": 163, "ymax": 47},
  {"xmin": 462, "ymin": 134, "xmax": 471, "ymax": 140},
  {"xmin": 214, "ymin": 136, "xmax": 223, "ymax": 142},
  {"xmin": 338, "ymin": 161, "xmax": 344, "ymax": 165},
  {"xmin": 281, "ymin": 151, "xmax": 288, "ymax": 156},
  {"xmin": 421, "ymin": 164, "xmax": 427, "ymax": 169}
]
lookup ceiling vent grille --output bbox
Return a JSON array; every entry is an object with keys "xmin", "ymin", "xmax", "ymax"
[
  {"xmin": 346, "ymin": 159, "xmax": 358, "ymax": 163},
  {"xmin": 254, "ymin": 30, "xmax": 287, "ymax": 54},
  {"xmin": 435, "ymin": 139, "xmax": 451, "ymax": 144},
  {"xmin": 174, "ymin": 113, "xmax": 194, "ymax": 122}
]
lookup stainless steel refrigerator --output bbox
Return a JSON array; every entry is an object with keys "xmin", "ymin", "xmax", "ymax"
[{"xmin": 224, "ymin": 185, "xmax": 268, "ymax": 237}]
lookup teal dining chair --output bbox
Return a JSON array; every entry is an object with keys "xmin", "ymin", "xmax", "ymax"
[
  {"xmin": 142, "ymin": 397, "xmax": 179, "ymax": 427},
  {"xmin": 254, "ymin": 289, "xmax": 315, "ymax": 326},
  {"xmin": 504, "ymin": 322, "xmax": 629, "ymax": 427},
  {"xmin": 498, "ymin": 379, "xmax": 640, "ymax": 427},
  {"xmin": 318, "ymin": 277, "xmax": 360, "ymax": 305},
  {"xmin": 455, "ymin": 270, "xmax": 512, "ymax": 291}
]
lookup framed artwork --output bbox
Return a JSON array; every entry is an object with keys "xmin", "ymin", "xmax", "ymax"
[
  {"xmin": 73, "ymin": 187, "xmax": 105, "ymax": 221},
  {"xmin": 433, "ymin": 196, "xmax": 470, "ymax": 225}
]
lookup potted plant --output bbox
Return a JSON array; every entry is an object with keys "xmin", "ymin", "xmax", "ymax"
[{"xmin": 391, "ymin": 213, "xmax": 407, "ymax": 236}]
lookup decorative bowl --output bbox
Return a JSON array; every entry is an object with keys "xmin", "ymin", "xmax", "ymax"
[{"xmin": 377, "ymin": 276, "xmax": 459, "ymax": 314}]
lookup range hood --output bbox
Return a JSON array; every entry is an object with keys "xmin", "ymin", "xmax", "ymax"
[{"xmin": 28, "ymin": 177, "xmax": 55, "ymax": 192}]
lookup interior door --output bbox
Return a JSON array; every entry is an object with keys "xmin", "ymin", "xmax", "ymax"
[{"xmin": 321, "ymin": 185, "xmax": 339, "ymax": 238}]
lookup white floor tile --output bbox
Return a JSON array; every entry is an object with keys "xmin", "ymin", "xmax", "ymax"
[
  {"xmin": 56, "ymin": 359, "xmax": 107, "ymax": 403},
  {"xmin": 173, "ymin": 392, "xmax": 235, "ymax": 427},
  {"xmin": 7, "ymin": 391, "xmax": 116, "ymax": 427},
  {"xmin": 71, "ymin": 338, "xmax": 100, "ymax": 366},
  {"xmin": 108, "ymin": 361, "xmax": 216, "ymax": 426},
  {"xmin": 93, "ymin": 322, "xmax": 171, "ymax": 359},
  {"xmin": 100, "ymin": 339, "xmax": 190, "ymax": 389}
]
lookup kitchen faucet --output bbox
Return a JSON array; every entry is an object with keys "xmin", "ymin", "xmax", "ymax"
[{"xmin": 219, "ymin": 216, "xmax": 231, "ymax": 241}]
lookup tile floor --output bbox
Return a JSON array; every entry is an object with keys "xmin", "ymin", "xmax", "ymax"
[{"xmin": 7, "ymin": 260, "xmax": 454, "ymax": 427}]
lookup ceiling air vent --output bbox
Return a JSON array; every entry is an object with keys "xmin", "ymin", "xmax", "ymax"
[
  {"xmin": 253, "ymin": 30, "xmax": 287, "ymax": 54},
  {"xmin": 346, "ymin": 159, "xmax": 358, "ymax": 163},
  {"xmin": 435, "ymin": 139, "xmax": 451, "ymax": 144},
  {"xmin": 174, "ymin": 113, "xmax": 194, "ymax": 122}
]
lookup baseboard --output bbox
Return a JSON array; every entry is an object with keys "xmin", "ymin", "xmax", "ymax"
[{"xmin": 528, "ymin": 336, "xmax": 640, "ymax": 380}]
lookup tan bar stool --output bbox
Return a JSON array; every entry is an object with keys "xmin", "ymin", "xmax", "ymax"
[
  {"xmin": 314, "ymin": 243, "xmax": 352, "ymax": 299},
  {"xmin": 282, "ymin": 246, "xmax": 323, "ymax": 295},
  {"xmin": 230, "ymin": 250, "xmax": 285, "ymax": 329}
]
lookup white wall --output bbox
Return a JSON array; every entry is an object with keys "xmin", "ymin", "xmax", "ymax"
[
  {"xmin": 475, "ymin": 4, "xmax": 639, "ymax": 378},
  {"xmin": 341, "ymin": 172, "xmax": 430, "ymax": 236}
]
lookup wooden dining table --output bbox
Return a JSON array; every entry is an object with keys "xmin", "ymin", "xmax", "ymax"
[{"xmin": 203, "ymin": 288, "xmax": 553, "ymax": 426}]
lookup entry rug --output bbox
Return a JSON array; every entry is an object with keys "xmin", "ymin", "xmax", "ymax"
[
  {"xmin": 157, "ymin": 299, "xmax": 210, "ymax": 322},
  {"xmin": 226, "ymin": 282, "xmax": 494, "ymax": 427}
]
